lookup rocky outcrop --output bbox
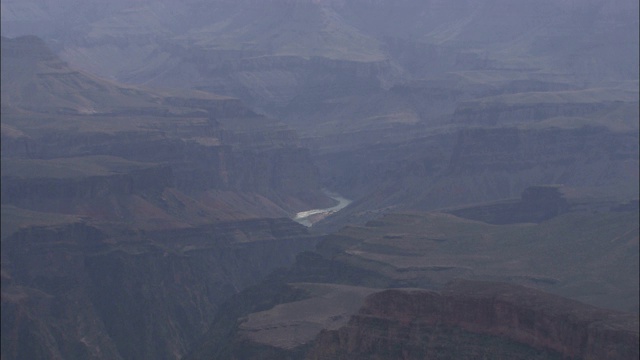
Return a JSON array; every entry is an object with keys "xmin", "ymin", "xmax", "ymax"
[
  {"xmin": 1, "ymin": 163, "xmax": 172, "ymax": 209},
  {"xmin": 307, "ymin": 281, "xmax": 639, "ymax": 360},
  {"xmin": 449, "ymin": 185, "xmax": 569, "ymax": 224}
]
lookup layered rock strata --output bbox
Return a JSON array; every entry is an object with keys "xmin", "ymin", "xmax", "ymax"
[
  {"xmin": 308, "ymin": 281, "xmax": 639, "ymax": 360},
  {"xmin": 1, "ymin": 215, "xmax": 319, "ymax": 360}
]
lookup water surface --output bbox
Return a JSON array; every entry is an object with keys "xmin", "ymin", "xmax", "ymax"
[{"xmin": 294, "ymin": 192, "xmax": 352, "ymax": 227}]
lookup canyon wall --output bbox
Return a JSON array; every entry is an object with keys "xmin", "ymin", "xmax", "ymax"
[
  {"xmin": 1, "ymin": 217, "xmax": 319, "ymax": 360},
  {"xmin": 308, "ymin": 281, "xmax": 639, "ymax": 360}
]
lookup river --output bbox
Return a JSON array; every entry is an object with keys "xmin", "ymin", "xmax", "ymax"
[{"xmin": 293, "ymin": 191, "xmax": 352, "ymax": 227}]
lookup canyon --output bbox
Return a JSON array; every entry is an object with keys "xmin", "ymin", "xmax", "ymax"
[
  {"xmin": 1, "ymin": 1, "xmax": 638, "ymax": 359},
  {"xmin": 1, "ymin": 35, "xmax": 329, "ymax": 359},
  {"xmin": 186, "ymin": 201, "xmax": 639, "ymax": 359}
]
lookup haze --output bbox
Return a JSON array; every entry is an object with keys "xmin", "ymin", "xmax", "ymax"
[{"xmin": 1, "ymin": 1, "xmax": 638, "ymax": 359}]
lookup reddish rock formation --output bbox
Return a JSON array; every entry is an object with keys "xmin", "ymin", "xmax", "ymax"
[{"xmin": 308, "ymin": 281, "xmax": 639, "ymax": 360}]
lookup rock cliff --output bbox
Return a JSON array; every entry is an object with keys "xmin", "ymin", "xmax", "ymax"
[
  {"xmin": 1, "ymin": 211, "xmax": 319, "ymax": 360},
  {"xmin": 1, "ymin": 35, "xmax": 332, "ymax": 213},
  {"xmin": 1, "ymin": 157, "xmax": 173, "ymax": 209},
  {"xmin": 307, "ymin": 281, "xmax": 639, "ymax": 360},
  {"xmin": 314, "ymin": 123, "xmax": 638, "ymax": 231}
]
